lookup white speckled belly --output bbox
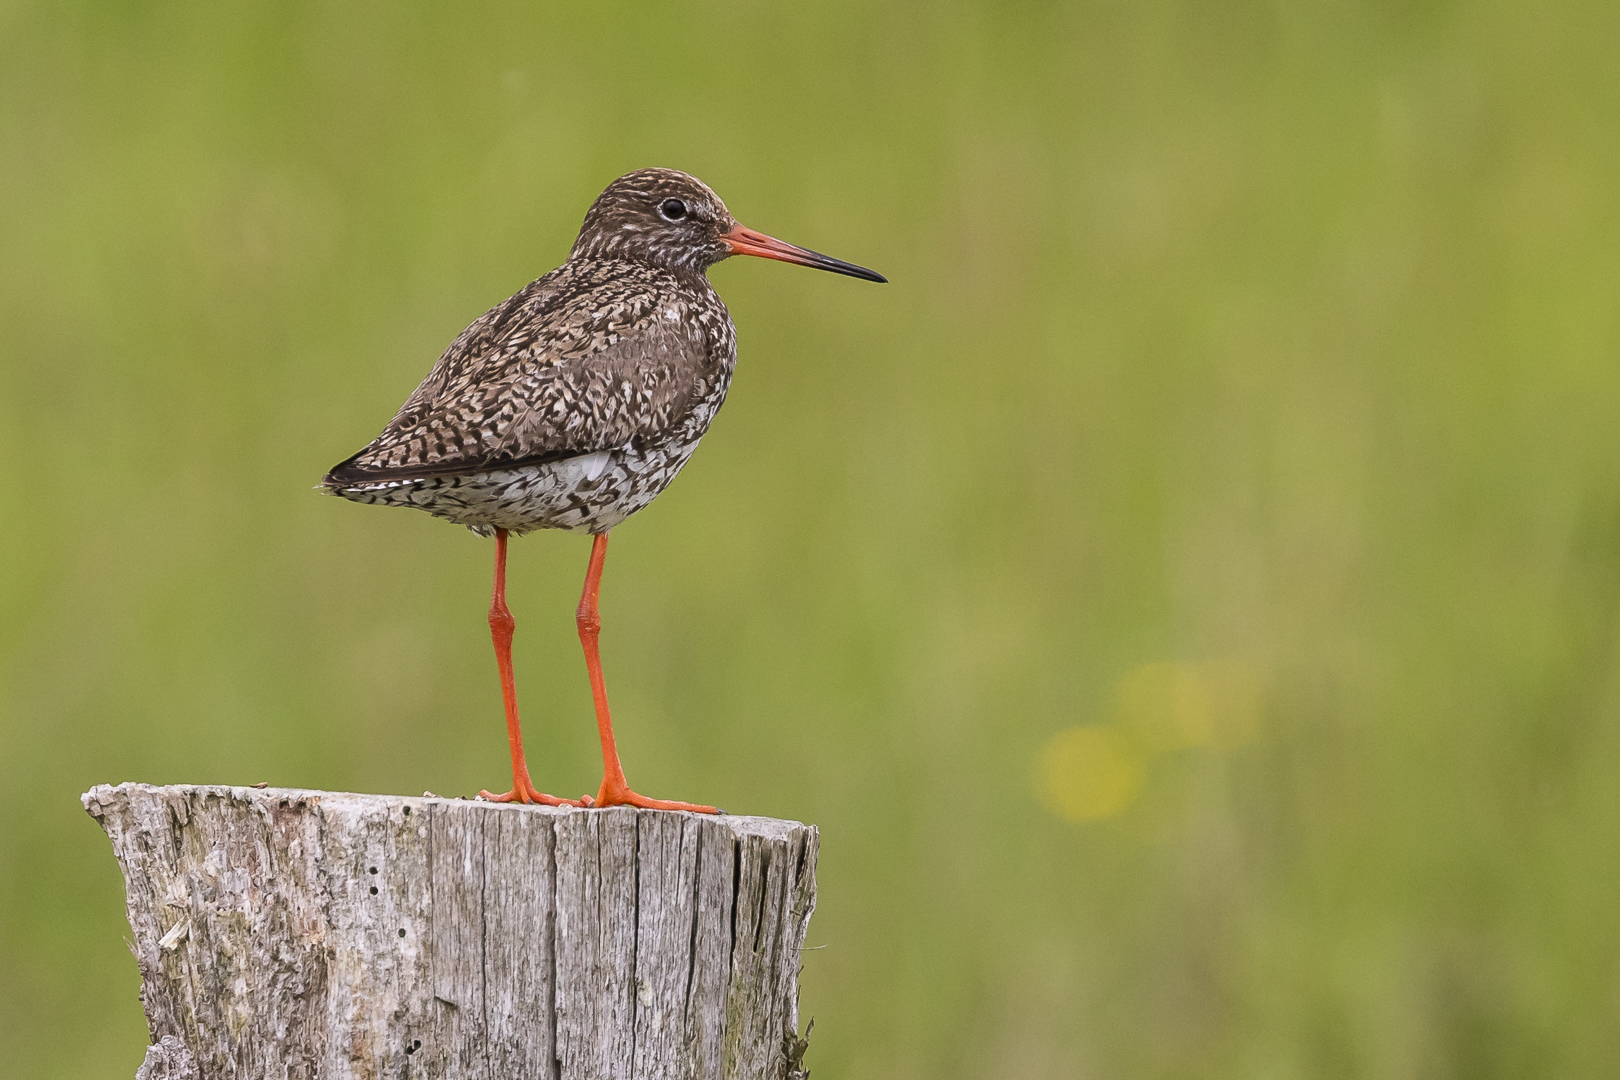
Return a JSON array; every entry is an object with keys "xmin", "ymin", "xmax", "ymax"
[{"xmin": 327, "ymin": 439, "xmax": 703, "ymax": 536}]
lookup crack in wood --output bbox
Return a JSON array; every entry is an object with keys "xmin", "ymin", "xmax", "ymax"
[{"xmin": 681, "ymin": 818, "xmax": 702, "ymax": 1027}]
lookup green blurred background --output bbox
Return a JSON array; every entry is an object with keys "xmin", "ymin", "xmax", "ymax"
[{"xmin": 5, "ymin": 0, "xmax": 1620, "ymax": 1075}]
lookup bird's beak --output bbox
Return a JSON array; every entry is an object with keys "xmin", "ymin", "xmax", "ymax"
[{"xmin": 722, "ymin": 225, "xmax": 887, "ymax": 283}]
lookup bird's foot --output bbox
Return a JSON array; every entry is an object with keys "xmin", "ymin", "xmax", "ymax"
[
  {"xmin": 591, "ymin": 778, "xmax": 721, "ymax": 814},
  {"xmin": 477, "ymin": 780, "xmax": 588, "ymax": 807}
]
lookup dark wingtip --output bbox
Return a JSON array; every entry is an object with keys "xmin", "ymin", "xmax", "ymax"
[
  {"xmin": 322, "ymin": 453, "xmax": 369, "ymax": 488},
  {"xmin": 315, "ymin": 466, "xmax": 350, "ymax": 493}
]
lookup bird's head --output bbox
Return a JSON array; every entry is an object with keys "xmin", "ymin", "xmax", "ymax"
[{"xmin": 570, "ymin": 168, "xmax": 886, "ymax": 283}]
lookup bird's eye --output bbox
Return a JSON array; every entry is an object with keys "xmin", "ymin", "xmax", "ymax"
[{"xmin": 659, "ymin": 199, "xmax": 688, "ymax": 221}]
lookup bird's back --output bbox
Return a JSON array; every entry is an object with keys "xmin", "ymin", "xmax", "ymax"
[{"xmin": 324, "ymin": 258, "xmax": 738, "ymax": 535}]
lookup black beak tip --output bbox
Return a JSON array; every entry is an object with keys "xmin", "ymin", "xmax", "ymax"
[{"xmin": 835, "ymin": 262, "xmax": 886, "ymax": 284}]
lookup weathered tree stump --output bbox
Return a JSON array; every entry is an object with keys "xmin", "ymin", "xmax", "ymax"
[{"xmin": 83, "ymin": 784, "xmax": 818, "ymax": 1080}]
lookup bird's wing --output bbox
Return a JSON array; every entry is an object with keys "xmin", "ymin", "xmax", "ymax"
[{"xmin": 325, "ymin": 267, "xmax": 720, "ymax": 484}]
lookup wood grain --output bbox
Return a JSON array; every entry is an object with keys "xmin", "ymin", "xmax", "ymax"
[{"xmin": 84, "ymin": 784, "xmax": 817, "ymax": 1080}]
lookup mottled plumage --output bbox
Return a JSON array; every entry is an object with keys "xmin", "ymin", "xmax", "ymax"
[
  {"xmin": 324, "ymin": 171, "xmax": 743, "ymax": 535},
  {"xmin": 320, "ymin": 168, "xmax": 883, "ymax": 812}
]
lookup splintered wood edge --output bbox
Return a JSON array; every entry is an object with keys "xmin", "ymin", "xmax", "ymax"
[{"xmin": 82, "ymin": 783, "xmax": 810, "ymax": 840}]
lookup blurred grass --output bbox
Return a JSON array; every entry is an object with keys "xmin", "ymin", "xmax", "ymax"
[{"xmin": 5, "ymin": 0, "xmax": 1620, "ymax": 1075}]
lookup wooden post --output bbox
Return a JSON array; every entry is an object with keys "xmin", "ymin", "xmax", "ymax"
[{"xmin": 83, "ymin": 784, "xmax": 819, "ymax": 1080}]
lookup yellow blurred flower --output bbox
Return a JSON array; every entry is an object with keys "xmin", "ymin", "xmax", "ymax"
[{"xmin": 1035, "ymin": 725, "xmax": 1144, "ymax": 822}]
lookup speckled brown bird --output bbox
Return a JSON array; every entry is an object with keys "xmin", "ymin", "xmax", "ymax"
[{"xmin": 322, "ymin": 168, "xmax": 885, "ymax": 812}]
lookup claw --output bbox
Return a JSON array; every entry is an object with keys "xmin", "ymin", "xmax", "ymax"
[
  {"xmin": 591, "ymin": 779, "xmax": 721, "ymax": 814},
  {"xmin": 477, "ymin": 783, "xmax": 585, "ymax": 807}
]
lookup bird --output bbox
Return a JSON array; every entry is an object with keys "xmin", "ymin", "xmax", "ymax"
[{"xmin": 322, "ymin": 168, "xmax": 885, "ymax": 813}]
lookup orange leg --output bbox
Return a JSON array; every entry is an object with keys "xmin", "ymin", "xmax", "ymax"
[
  {"xmin": 477, "ymin": 528, "xmax": 586, "ymax": 807},
  {"xmin": 578, "ymin": 532, "xmax": 720, "ymax": 813}
]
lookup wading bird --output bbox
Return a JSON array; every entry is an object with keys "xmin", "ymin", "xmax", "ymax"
[{"xmin": 323, "ymin": 169, "xmax": 885, "ymax": 812}]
